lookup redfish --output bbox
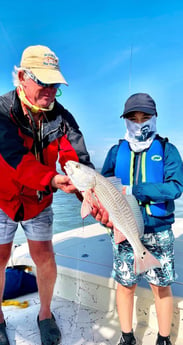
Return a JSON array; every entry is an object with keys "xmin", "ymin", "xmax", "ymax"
[{"xmin": 64, "ymin": 160, "xmax": 161, "ymax": 274}]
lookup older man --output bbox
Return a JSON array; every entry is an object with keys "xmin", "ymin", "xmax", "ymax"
[{"xmin": 0, "ymin": 45, "xmax": 94, "ymax": 345}]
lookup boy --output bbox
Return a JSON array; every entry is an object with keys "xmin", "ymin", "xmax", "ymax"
[{"xmin": 101, "ymin": 93, "xmax": 183, "ymax": 345}]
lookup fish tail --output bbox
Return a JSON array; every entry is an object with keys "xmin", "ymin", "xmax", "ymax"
[{"xmin": 134, "ymin": 247, "xmax": 161, "ymax": 274}]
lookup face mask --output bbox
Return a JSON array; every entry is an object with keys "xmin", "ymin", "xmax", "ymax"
[{"xmin": 124, "ymin": 116, "xmax": 157, "ymax": 152}]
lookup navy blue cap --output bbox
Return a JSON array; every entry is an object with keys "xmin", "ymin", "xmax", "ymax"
[{"xmin": 121, "ymin": 93, "xmax": 157, "ymax": 118}]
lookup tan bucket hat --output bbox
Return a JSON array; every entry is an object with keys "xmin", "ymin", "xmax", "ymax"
[{"xmin": 20, "ymin": 45, "xmax": 68, "ymax": 85}]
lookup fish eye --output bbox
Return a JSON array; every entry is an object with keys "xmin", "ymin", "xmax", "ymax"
[{"xmin": 75, "ymin": 163, "xmax": 80, "ymax": 169}]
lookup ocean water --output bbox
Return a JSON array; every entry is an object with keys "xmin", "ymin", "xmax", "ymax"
[
  {"xmin": 175, "ymin": 195, "xmax": 183, "ymax": 218},
  {"xmin": 14, "ymin": 188, "xmax": 183, "ymax": 245}
]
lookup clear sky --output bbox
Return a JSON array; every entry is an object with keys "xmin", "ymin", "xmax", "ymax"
[{"xmin": 1, "ymin": 0, "xmax": 183, "ymax": 167}]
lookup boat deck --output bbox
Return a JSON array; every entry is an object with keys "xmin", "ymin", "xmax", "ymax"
[
  {"xmin": 3, "ymin": 291, "xmax": 165, "ymax": 345},
  {"xmin": 4, "ymin": 218, "xmax": 183, "ymax": 345}
]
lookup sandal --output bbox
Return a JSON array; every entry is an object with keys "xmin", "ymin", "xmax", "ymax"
[
  {"xmin": 37, "ymin": 313, "xmax": 61, "ymax": 345},
  {"xmin": 0, "ymin": 321, "xmax": 10, "ymax": 345}
]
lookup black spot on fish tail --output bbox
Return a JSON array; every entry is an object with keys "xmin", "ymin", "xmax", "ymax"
[{"xmin": 141, "ymin": 251, "xmax": 146, "ymax": 259}]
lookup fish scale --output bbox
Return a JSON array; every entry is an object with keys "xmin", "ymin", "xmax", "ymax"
[
  {"xmin": 94, "ymin": 173, "xmax": 145, "ymax": 251},
  {"xmin": 95, "ymin": 175, "xmax": 138, "ymax": 229}
]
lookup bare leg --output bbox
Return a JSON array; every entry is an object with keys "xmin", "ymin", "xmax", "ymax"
[
  {"xmin": 28, "ymin": 240, "xmax": 57, "ymax": 321},
  {"xmin": 116, "ymin": 283, "xmax": 137, "ymax": 332},
  {"xmin": 0, "ymin": 243, "xmax": 12, "ymax": 323},
  {"xmin": 150, "ymin": 284, "xmax": 173, "ymax": 337}
]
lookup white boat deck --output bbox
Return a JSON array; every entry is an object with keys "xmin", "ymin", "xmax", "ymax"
[{"xmin": 4, "ymin": 218, "xmax": 183, "ymax": 345}]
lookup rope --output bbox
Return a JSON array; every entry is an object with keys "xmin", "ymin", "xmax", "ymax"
[{"xmin": 2, "ymin": 300, "xmax": 29, "ymax": 308}]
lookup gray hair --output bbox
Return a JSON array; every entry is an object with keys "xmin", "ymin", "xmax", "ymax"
[{"xmin": 12, "ymin": 66, "xmax": 30, "ymax": 87}]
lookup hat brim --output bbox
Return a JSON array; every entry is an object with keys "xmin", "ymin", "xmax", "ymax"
[
  {"xmin": 30, "ymin": 68, "xmax": 68, "ymax": 85},
  {"xmin": 120, "ymin": 106, "xmax": 156, "ymax": 118}
]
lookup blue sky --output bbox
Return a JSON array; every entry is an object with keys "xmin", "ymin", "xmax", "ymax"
[{"xmin": 1, "ymin": 0, "xmax": 183, "ymax": 167}]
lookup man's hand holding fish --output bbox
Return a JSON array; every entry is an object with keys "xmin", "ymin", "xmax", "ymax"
[{"xmin": 90, "ymin": 204, "xmax": 113, "ymax": 228}]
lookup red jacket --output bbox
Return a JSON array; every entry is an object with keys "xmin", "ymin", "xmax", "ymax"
[{"xmin": 0, "ymin": 90, "xmax": 94, "ymax": 221}]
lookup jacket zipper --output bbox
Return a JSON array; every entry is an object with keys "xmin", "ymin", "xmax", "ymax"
[{"xmin": 135, "ymin": 153, "xmax": 142, "ymax": 185}]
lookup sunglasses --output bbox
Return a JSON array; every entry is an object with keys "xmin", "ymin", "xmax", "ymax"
[{"xmin": 25, "ymin": 70, "xmax": 61, "ymax": 89}]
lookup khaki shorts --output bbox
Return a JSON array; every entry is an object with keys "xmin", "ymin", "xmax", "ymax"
[{"xmin": 0, "ymin": 206, "xmax": 53, "ymax": 244}]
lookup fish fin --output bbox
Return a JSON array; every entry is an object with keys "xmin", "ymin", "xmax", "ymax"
[
  {"xmin": 81, "ymin": 199, "xmax": 92, "ymax": 218},
  {"xmin": 106, "ymin": 176, "xmax": 123, "ymax": 192},
  {"xmin": 134, "ymin": 246, "xmax": 161, "ymax": 274},
  {"xmin": 80, "ymin": 190, "xmax": 99, "ymax": 218},
  {"xmin": 113, "ymin": 228, "xmax": 126, "ymax": 244},
  {"xmin": 84, "ymin": 190, "xmax": 99, "ymax": 208},
  {"xmin": 123, "ymin": 194, "xmax": 144, "ymax": 237}
]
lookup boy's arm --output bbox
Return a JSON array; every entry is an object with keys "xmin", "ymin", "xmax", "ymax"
[{"xmin": 132, "ymin": 143, "xmax": 183, "ymax": 203}]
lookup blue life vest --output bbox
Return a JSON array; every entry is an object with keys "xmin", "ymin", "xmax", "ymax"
[{"xmin": 114, "ymin": 139, "xmax": 166, "ymax": 216}]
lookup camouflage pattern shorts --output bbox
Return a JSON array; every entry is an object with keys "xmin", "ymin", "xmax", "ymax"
[{"xmin": 111, "ymin": 229, "xmax": 175, "ymax": 287}]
